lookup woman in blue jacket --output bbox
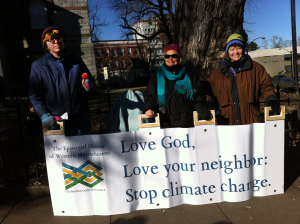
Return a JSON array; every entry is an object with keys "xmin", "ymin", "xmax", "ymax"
[{"xmin": 28, "ymin": 26, "xmax": 95, "ymax": 135}]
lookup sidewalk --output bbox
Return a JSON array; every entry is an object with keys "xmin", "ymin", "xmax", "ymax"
[{"xmin": 0, "ymin": 177, "xmax": 299, "ymax": 224}]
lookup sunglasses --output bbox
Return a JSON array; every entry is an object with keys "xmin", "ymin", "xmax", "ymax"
[
  {"xmin": 47, "ymin": 37, "xmax": 63, "ymax": 43},
  {"xmin": 164, "ymin": 54, "xmax": 179, "ymax": 59}
]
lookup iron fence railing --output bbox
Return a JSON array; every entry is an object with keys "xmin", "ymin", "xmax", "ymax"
[
  {"xmin": 0, "ymin": 83, "xmax": 299, "ymax": 186},
  {"xmin": 0, "ymin": 97, "xmax": 106, "ymax": 186}
]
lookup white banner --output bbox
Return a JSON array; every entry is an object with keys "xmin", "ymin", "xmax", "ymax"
[{"xmin": 44, "ymin": 120, "xmax": 284, "ymax": 216}]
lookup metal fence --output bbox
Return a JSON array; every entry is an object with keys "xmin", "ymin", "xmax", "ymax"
[
  {"xmin": 0, "ymin": 84, "xmax": 299, "ymax": 187},
  {"xmin": 0, "ymin": 97, "xmax": 106, "ymax": 187}
]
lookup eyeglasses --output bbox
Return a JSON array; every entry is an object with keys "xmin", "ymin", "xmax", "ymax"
[
  {"xmin": 47, "ymin": 37, "xmax": 63, "ymax": 43},
  {"xmin": 164, "ymin": 54, "xmax": 179, "ymax": 59}
]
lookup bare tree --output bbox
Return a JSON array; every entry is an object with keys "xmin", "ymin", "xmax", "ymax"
[
  {"xmin": 110, "ymin": 0, "xmax": 250, "ymax": 78},
  {"xmin": 283, "ymin": 40, "xmax": 292, "ymax": 48},
  {"xmin": 262, "ymin": 39, "xmax": 269, "ymax": 49},
  {"xmin": 108, "ymin": 0, "xmax": 175, "ymax": 43},
  {"xmin": 269, "ymin": 35, "xmax": 284, "ymax": 48},
  {"xmin": 88, "ymin": 1, "xmax": 108, "ymax": 41}
]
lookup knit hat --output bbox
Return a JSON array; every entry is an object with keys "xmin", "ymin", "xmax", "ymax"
[
  {"xmin": 165, "ymin": 44, "xmax": 181, "ymax": 55},
  {"xmin": 226, "ymin": 34, "xmax": 244, "ymax": 53},
  {"xmin": 41, "ymin": 26, "xmax": 65, "ymax": 48}
]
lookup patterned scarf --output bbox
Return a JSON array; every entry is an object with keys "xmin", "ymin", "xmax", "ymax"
[{"xmin": 157, "ymin": 64, "xmax": 194, "ymax": 106}]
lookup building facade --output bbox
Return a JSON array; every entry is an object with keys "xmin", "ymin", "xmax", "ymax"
[
  {"xmin": 249, "ymin": 47, "xmax": 300, "ymax": 77},
  {"xmin": 94, "ymin": 39, "xmax": 150, "ymax": 85},
  {"xmin": 0, "ymin": 0, "xmax": 96, "ymax": 97},
  {"xmin": 132, "ymin": 17, "xmax": 171, "ymax": 69}
]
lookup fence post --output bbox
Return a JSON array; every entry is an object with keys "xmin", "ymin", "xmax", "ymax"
[{"xmin": 276, "ymin": 82, "xmax": 280, "ymax": 102}]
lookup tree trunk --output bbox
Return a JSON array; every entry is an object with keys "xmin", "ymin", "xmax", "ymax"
[{"xmin": 175, "ymin": 0, "xmax": 247, "ymax": 79}]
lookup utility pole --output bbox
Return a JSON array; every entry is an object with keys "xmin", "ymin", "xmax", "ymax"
[
  {"xmin": 104, "ymin": 67, "xmax": 111, "ymax": 109},
  {"xmin": 291, "ymin": 0, "xmax": 299, "ymax": 119}
]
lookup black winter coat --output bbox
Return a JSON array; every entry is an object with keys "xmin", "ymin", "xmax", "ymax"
[{"xmin": 144, "ymin": 64, "xmax": 205, "ymax": 128}]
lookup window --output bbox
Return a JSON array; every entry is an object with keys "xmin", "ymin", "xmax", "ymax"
[
  {"xmin": 120, "ymin": 49, "xmax": 124, "ymax": 56},
  {"xmin": 122, "ymin": 60, "xmax": 125, "ymax": 68},
  {"xmin": 28, "ymin": 0, "xmax": 48, "ymax": 29},
  {"xmin": 154, "ymin": 60, "xmax": 160, "ymax": 66},
  {"xmin": 114, "ymin": 60, "xmax": 118, "ymax": 68},
  {"xmin": 142, "ymin": 47, "xmax": 146, "ymax": 55},
  {"xmin": 136, "ymin": 60, "xmax": 140, "ymax": 67},
  {"xmin": 285, "ymin": 65, "xmax": 292, "ymax": 74},
  {"xmin": 128, "ymin": 48, "xmax": 132, "ymax": 56},
  {"xmin": 284, "ymin": 54, "xmax": 291, "ymax": 61},
  {"xmin": 113, "ymin": 49, "xmax": 117, "ymax": 57},
  {"xmin": 285, "ymin": 65, "xmax": 300, "ymax": 74},
  {"xmin": 106, "ymin": 61, "xmax": 111, "ymax": 68},
  {"xmin": 129, "ymin": 59, "xmax": 133, "ymax": 67},
  {"xmin": 135, "ymin": 48, "xmax": 139, "ymax": 55},
  {"xmin": 97, "ymin": 61, "xmax": 103, "ymax": 68},
  {"xmin": 96, "ymin": 50, "xmax": 101, "ymax": 57},
  {"xmin": 105, "ymin": 49, "xmax": 109, "ymax": 57}
]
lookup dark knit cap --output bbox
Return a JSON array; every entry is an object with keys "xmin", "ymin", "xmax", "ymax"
[{"xmin": 41, "ymin": 26, "xmax": 65, "ymax": 48}]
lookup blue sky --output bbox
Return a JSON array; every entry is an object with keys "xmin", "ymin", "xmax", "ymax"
[{"xmin": 95, "ymin": 0, "xmax": 300, "ymax": 48}]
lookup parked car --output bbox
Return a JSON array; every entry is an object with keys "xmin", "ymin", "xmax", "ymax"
[{"xmin": 272, "ymin": 74, "xmax": 294, "ymax": 85}]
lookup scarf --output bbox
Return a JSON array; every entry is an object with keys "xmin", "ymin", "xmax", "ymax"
[
  {"xmin": 157, "ymin": 64, "xmax": 194, "ymax": 106},
  {"xmin": 221, "ymin": 54, "xmax": 251, "ymax": 73}
]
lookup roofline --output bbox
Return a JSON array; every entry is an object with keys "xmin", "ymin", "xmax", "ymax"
[{"xmin": 93, "ymin": 39, "xmax": 148, "ymax": 44}]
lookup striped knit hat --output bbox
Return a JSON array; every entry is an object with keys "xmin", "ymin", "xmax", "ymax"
[{"xmin": 226, "ymin": 34, "xmax": 244, "ymax": 53}]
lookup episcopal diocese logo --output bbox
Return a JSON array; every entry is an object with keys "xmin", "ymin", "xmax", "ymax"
[{"xmin": 62, "ymin": 160, "xmax": 104, "ymax": 190}]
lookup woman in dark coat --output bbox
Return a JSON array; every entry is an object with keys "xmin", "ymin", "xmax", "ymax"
[
  {"xmin": 28, "ymin": 26, "xmax": 95, "ymax": 135},
  {"xmin": 144, "ymin": 44, "xmax": 210, "ymax": 128},
  {"xmin": 207, "ymin": 34, "xmax": 280, "ymax": 125}
]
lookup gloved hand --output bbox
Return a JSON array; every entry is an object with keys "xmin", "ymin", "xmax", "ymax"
[
  {"xmin": 40, "ymin": 113, "xmax": 58, "ymax": 130},
  {"xmin": 267, "ymin": 100, "xmax": 280, "ymax": 114},
  {"xmin": 82, "ymin": 78, "xmax": 94, "ymax": 91},
  {"xmin": 194, "ymin": 103, "xmax": 212, "ymax": 120}
]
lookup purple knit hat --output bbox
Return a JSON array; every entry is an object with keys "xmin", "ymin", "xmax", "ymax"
[
  {"xmin": 41, "ymin": 26, "xmax": 65, "ymax": 47},
  {"xmin": 165, "ymin": 43, "xmax": 181, "ymax": 55}
]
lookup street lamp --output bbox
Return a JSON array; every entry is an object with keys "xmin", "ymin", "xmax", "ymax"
[
  {"xmin": 247, "ymin": 37, "xmax": 265, "ymax": 54},
  {"xmin": 279, "ymin": 48, "xmax": 293, "ymax": 79}
]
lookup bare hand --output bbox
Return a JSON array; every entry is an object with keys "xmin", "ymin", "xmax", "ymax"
[
  {"xmin": 145, "ymin": 109, "xmax": 154, "ymax": 118},
  {"xmin": 30, "ymin": 107, "xmax": 35, "ymax": 113}
]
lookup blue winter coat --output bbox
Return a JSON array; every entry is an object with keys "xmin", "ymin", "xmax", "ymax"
[{"xmin": 28, "ymin": 51, "xmax": 94, "ymax": 118}]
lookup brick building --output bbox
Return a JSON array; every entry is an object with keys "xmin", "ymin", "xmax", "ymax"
[
  {"xmin": 0, "ymin": 0, "xmax": 96, "ymax": 97},
  {"xmin": 94, "ymin": 39, "xmax": 150, "ymax": 86}
]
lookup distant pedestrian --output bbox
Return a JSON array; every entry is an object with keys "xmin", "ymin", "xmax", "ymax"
[
  {"xmin": 28, "ymin": 26, "xmax": 95, "ymax": 135},
  {"xmin": 206, "ymin": 34, "xmax": 279, "ymax": 125}
]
